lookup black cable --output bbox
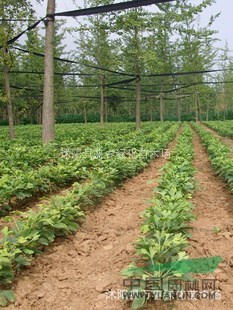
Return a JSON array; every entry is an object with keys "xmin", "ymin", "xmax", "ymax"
[
  {"xmin": 11, "ymin": 47, "xmax": 233, "ymax": 78},
  {"xmin": 107, "ymin": 86, "xmax": 135, "ymax": 91},
  {"xmin": 0, "ymin": 18, "xmax": 45, "ymax": 48},
  {"xmin": 5, "ymin": 70, "xmax": 233, "ymax": 86},
  {"xmin": 53, "ymin": 0, "xmax": 175, "ymax": 17},
  {"xmin": 0, "ymin": 19, "xmax": 41, "ymax": 22},
  {"xmin": 12, "ymin": 46, "xmax": 134, "ymax": 76},
  {"xmin": 104, "ymin": 77, "xmax": 136, "ymax": 87},
  {"xmin": 163, "ymin": 80, "xmax": 233, "ymax": 94},
  {"xmin": 141, "ymin": 81, "xmax": 233, "ymax": 86},
  {"xmin": 9, "ymin": 85, "xmax": 43, "ymax": 92},
  {"xmin": 6, "ymin": 70, "xmax": 97, "ymax": 76},
  {"xmin": 144, "ymin": 68, "xmax": 230, "ymax": 77},
  {"xmin": 0, "ymin": 0, "xmax": 175, "ymax": 50}
]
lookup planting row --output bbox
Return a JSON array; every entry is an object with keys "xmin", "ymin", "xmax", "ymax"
[
  {"xmin": 122, "ymin": 124, "xmax": 196, "ymax": 309},
  {"xmin": 0, "ymin": 122, "xmax": 165, "ymax": 176},
  {"xmin": 0, "ymin": 123, "xmax": 180, "ymax": 306},
  {"xmin": 0, "ymin": 123, "xmax": 175, "ymax": 215},
  {"xmin": 203, "ymin": 120, "xmax": 233, "ymax": 138},
  {"xmin": 0, "ymin": 123, "xmax": 138, "ymax": 171},
  {"xmin": 0, "ymin": 123, "xmax": 135, "ymax": 147},
  {"xmin": 192, "ymin": 122, "xmax": 233, "ymax": 192}
]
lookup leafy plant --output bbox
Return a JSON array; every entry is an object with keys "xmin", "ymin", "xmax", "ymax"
[
  {"xmin": 212, "ymin": 226, "xmax": 222, "ymax": 235},
  {"xmin": 122, "ymin": 124, "xmax": 197, "ymax": 309},
  {"xmin": 192, "ymin": 122, "xmax": 233, "ymax": 191}
]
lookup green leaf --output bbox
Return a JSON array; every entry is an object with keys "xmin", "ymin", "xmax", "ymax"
[
  {"xmin": 17, "ymin": 236, "xmax": 27, "ymax": 244},
  {"xmin": 23, "ymin": 248, "xmax": 34, "ymax": 255},
  {"xmin": 0, "ymin": 290, "xmax": 15, "ymax": 306},
  {"xmin": 1, "ymin": 226, "xmax": 9, "ymax": 237},
  {"xmin": 132, "ymin": 296, "xmax": 146, "ymax": 310},
  {"xmin": 38, "ymin": 238, "xmax": 49, "ymax": 245}
]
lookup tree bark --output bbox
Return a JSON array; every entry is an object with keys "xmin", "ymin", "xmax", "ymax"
[
  {"xmin": 195, "ymin": 87, "xmax": 200, "ymax": 123},
  {"xmin": 206, "ymin": 99, "xmax": 209, "ymax": 121},
  {"xmin": 177, "ymin": 96, "xmax": 181, "ymax": 122},
  {"xmin": 134, "ymin": 18, "xmax": 141, "ymax": 130},
  {"xmin": 195, "ymin": 92, "xmax": 199, "ymax": 122},
  {"xmin": 38, "ymin": 104, "xmax": 42, "ymax": 124},
  {"xmin": 135, "ymin": 75, "xmax": 141, "ymax": 129},
  {"xmin": 105, "ymin": 99, "xmax": 108, "ymax": 123},
  {"xmin": 100, "ymin": 73, "xmax": 105, "ymax": 126},
  {"xmin": 150, "ymin": 101, "xmax": 153, "ymax": 122},
  {"xmin": 42, "ymin": 0, "xmax": 55, "ymax": 144},
  {"xmin": 160, "ymin": 93, "xmax": 164, "ymax": 122},
  {"xmin": 3, "ymin": 58, "xmax": 15, "ymax": 140},
  {"xmin": 84, "ymin": 104, "xmax": 87, "ymax": 124},
  {"xmin": 223, "ymin": 93, "xmax": 226, "ymax": 121}
]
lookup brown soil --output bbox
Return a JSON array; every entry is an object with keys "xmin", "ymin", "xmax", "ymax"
[
  {"xmin": 202, "ymin": 124, "xmax": 233, "ymax": 152},
  {"xmin": 6, "ymin": 137, "xmax": 177, "ymax": 310},
  {"xmin": 172, "ymin": 130, "xmax": 233, "ymax": 310}
]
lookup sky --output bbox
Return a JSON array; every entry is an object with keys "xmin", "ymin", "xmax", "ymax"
[
  {"xmin": 198, "ymin": 0, "xmax": 233, "ymax": 53},
  {"xmin": 34, "ymin": 0, "xmax": 233, "ymax": 57}
]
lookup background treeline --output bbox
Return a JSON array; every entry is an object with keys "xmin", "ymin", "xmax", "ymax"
[{"xmin": 0, "ymin": 0, "xmax": 233, "ymax": 126}]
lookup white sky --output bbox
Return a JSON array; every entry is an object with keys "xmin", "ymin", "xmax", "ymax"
[{"xmin": 34, "ymin": 0, "xmax": 233, "ymax": 57}]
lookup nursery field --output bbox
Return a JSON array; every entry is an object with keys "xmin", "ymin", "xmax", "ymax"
[{"xmin": 0, "ymin": 121, "xmax": 233, "ymax": 310}]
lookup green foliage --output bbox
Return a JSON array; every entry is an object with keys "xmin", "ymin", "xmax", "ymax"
[
  {"xmin": 0, "ymin": 122, "xmax": 178, "ymax": 213},
  {"xmin": 192, "ymin": 122, "xmax": 233, "ymax": 191},
  {"xmin": 0, "ymin": 198, "xmax": 84, "ymax": 288},
  {"xmin": 203, "ymin": 121, "xmax": 233, "ymax": 138},
  {"xmin": 122, "ymin": 124, "xmax": 197, "ymax": 309},
  {"xmin": 212, "ymin": 226, "xmax": 222, "ymax": 235},
  {"xmin": 0, "ymin": 290, "xmax": 14, "ymax": 307},
  {"xmin": 136, "ymin": 231, "xmax": 188, "ymax": 264},
  {"xmin": 0, "ymin": 122, "xmax": 180, "ymax": 305}
]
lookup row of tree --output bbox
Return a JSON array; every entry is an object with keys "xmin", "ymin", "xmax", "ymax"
[{"xmin": 0, "ymin": 0, "xmax": 233, "ymax": 143}]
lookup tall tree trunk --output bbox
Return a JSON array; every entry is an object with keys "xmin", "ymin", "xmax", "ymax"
[
  {"xmin": 134, "ymin": 19, "xmax": 141, "ymax": 130},
  {"xmin": 100, "ymin": 73, "xmax": 105, "ymax": 126},
  {"xmin": 223, "ymin": 93, "xmax": 226, "ymax": 121},
  {"xmin": 16, "ymin": 114, "xmax": 20, "ymax": 125},
  {"xmin": 195, "ymin": 91, "xmax": 200, "ymax": 122},
  {"xmin": 128, "ymin": 103, "xmax": 131, "ymax": 116},
  {"xmin": 105, "ymin": 99, "xmax": 108, "ymax": 123},
  {"xmin": 150, "ymin": 101, "xmax": 153, "ymax": 122},
  {"xmin": 42, "ymin": 0, "xmax": 55, "ymax": 144},
  {"xmin": 177, "ymin": 96, "xmax": 181, "ymax": 122},
  {"xmin": 3, "ymin": 57, "xmax": 15, "ymax": 140},
  {"xmin": 195, "ymin": 94, "xmax": 198, "ymax": 122},
  {"xmin": 160, "ymin": 93, "xmax": 164, "ymax": 122},
  {"xmin": 187, "ymin": 101, "xmax": 190, "ymax": 114},
  {"xmin": 2, "ymin": 108, "xmax": 7, "ymax": 120},
  {"xmin": 84, "ymin": 104, "xmax": 87, "ymax": 124},
  {"xmin": 38, "ymin": 104, "xmax": 42, "ymax": 124},
  {"xmin": 206, "ymin": 99, "xmax": 209, "ymax": 121},
  {"xmin": 135, "ymin": 75, "xmax": 141, "ymax": 129},
  {"xmin": 195, "ymin": 84, "xmax": 201, "ymax": 123}
]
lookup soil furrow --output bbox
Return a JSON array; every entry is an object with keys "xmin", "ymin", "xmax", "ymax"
[
  {"xmin": 202, "ymin": 124, "xmax": 233, "ymax": 152},
  {"xmin": 175, "ymin": 130, "xmax": 233, "ymax": 310}
]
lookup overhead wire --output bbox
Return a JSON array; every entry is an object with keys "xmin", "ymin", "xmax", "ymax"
[{"xmin": 52, "ymin": 0, "xmax": 176, "ymax": 17}]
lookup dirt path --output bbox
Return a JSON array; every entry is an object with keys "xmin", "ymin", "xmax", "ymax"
[
  {"xmin": 202, "ymin": 124, "xmax": 233, "ymax": 152},
  {"xmin": 6, "ymin": 135, "xmax": 179, "ymax": 310},
  {"xmin": 174, "ymin": 130, "xmax": 233, "ymax": 310}
]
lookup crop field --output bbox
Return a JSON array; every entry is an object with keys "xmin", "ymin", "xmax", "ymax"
[
  {"xmin": 1, "ymin": 0, "xmax": 233, "ymax": 309},
  {"xmin": 0, "ymin": 121, "xmax": 232, "ymax": 309}
]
